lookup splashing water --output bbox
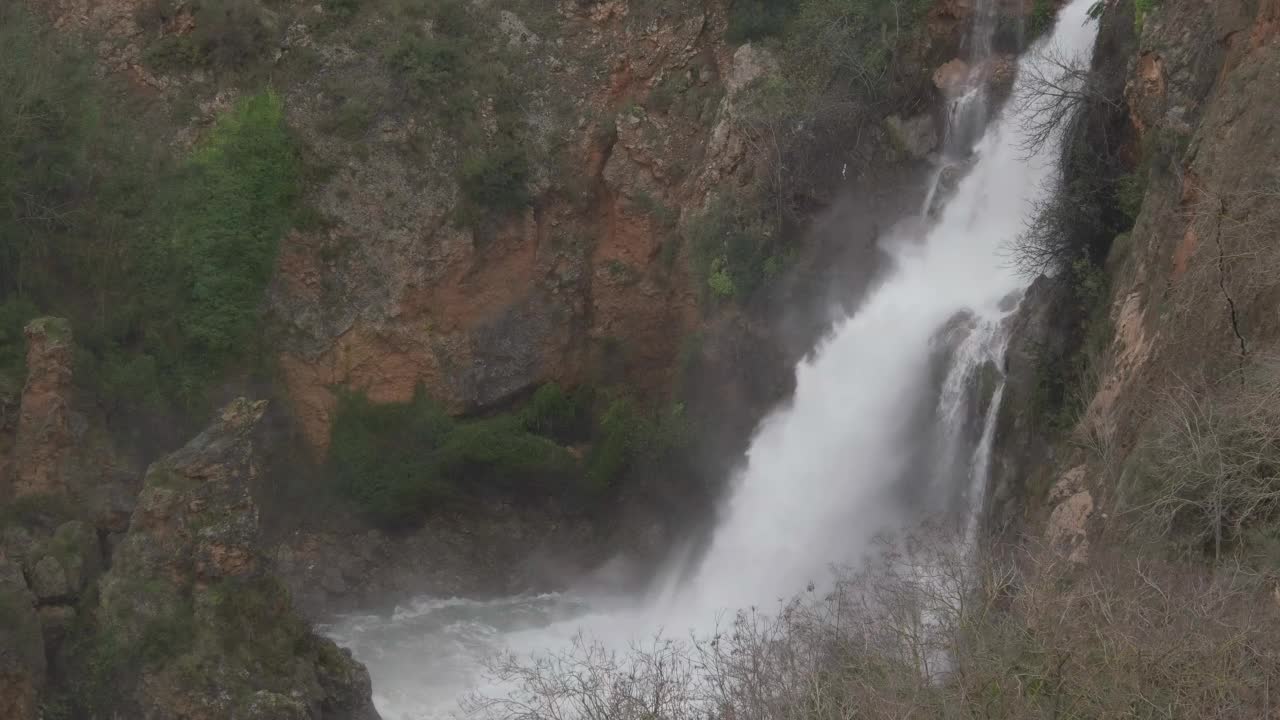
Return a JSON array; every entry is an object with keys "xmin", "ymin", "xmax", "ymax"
[{"xmin": 325, "ymin": 3, "xmax": 1100, "ymax": 717}]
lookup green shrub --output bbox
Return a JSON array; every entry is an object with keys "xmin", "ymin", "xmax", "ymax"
[
  {"xmin": 435, "ymin": 416, "xmax": 579, "ymax": 492},
  {"xmin": 1, "ymin": 7, "xmax": 300, "ymax": 424},
  {"xmin": 328, "ymin": 389, "xmax": 456, "ymax": 526},
  {"xmin": 382, "ymin": 0, "xmax": 506, "ymax": 123},
  {"xmin": 585, "ymin": 398, "xmax": 643, "ymax": 490},
  {"xmin": 178, "ymin": 90, "xmax": 297, "ymax": 368},
  {"xmin": 1029, "ymin": 0, "xmax": 1055, "ymax": 34},
  {"xmin": 522, "ymin": 383, "xmax": 593, "ymax": 441},
  {"xmin": 684, "ymin": 194, "xmax": 784, "ymax": 304},
  {"xmin": 0, "ymin": 6, "xmax": 96, "ymax": 298},
  {"xmin": 1116, "ymin": 172, "xmax": 1146, "ymax": 224},
  {"xmin": 385, "ymin": 34, "xmax": 467, "ymax": 110},
  {"xmin": 96, "ymin": 351, "xmax": 165, "ymax": 416},
  {"xmin": 585, "ymin": 397, "xmax": 690, "ymax": 490},
  {"xmin": 458, "ymin": 138, "xmax": 531, "ymax": 215},
  {"xmin": 328, "ymin": 387, "xmax": 584, "ymax": 526},
  {"xmin": 318, "ymin": 74, "xmax": 382, "ymax": 139},
  {"xmin": 322, "ymin": 0, "xmax": 360, "ymax": 18},
  {"xmin": 378, "ymin": 0, "xmax": 533, "ymax": 220},
  {"xmin": 201, "ymin": 576, "xmax": 305, "ymax": 668},
  {"xmin": 726, "ymin": 0, "xmax": 799, "ymax": 44},
  {"xmin": 0, "ymin": 493, "xmax": 76, "ymax": 530},
  {"xmin": 328, "ymin": 382, "xmax": 692, "ymax": 521}
]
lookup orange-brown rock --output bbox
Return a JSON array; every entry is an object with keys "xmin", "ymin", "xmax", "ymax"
[
  {"xmin": 9, "ymin": 318, "xmax": 73, "ymax": 499},
  {"xmin": 271, "ymin": 4, "xmax": 729, "ymax": 453},
  {"xmin": 933, "ymin": 58, "xmax": 972, "ymax": 94}
]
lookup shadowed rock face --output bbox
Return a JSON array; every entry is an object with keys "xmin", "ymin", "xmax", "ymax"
[
  {"xmin": 0, "ymin": 557, "xmax": 44, "ymax": 720},
  {"xmin": 94, "ymin": 398, "xmax": 380, "ymax": 720}
]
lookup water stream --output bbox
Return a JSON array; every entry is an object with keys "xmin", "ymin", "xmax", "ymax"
[{"xmin": 326, "ymin": 2, "xmax": 1100, "ymax": 716}]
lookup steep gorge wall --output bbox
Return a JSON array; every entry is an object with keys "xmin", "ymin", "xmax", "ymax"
[
  {"xmin": 992, "ymin": 0, "xmax": 1280, "ymax": 561},
  {"xmin": 3, "ymin": 0, "xmax": 1058, "ymax": 618},
  {"xmin": 23, "ymin": 0, "xmax": 1039, "ymax": 455}
]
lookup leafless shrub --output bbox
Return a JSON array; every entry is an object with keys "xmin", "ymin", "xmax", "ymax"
[
  {"xmin": 1004, "ymin": 181, "xmax": 1097, "ymax": 278},
  {"xmin": 1005, "ymin": 44, "xmax": 1130, "ymax": 280},
  {"xmin": 466, "ymin": 524, "xmax": 1280, "ymax": 720},
  {"xmin": 1013, "ymin": 48, "xmax": 1114, "ymax": 157},
  {"xmin": 1126, "ymin": 361, "xmax": 1280, "ymax": 561},
  {"xmin": 465, "ymin": 635, "xmax": 705, "ymax": 720}
]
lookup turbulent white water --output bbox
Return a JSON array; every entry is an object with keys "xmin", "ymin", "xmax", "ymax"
[{"xmin": 326, "ymin": 3, "xmax": 1100, "ymax": 717}]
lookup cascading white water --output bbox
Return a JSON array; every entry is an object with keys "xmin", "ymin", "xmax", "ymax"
[{"xmin": 326, "ymin": 3, "xmax": 1099, "ymax": 717}]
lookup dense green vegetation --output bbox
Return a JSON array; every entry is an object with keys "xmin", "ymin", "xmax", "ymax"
[
  {"xmin": 684, "ymin": 194, "xmax": 789, "ymax": 304},
  {"xmin": 0, "ymin": 5, "xmax": 298, "ymax": 427},
  {"xmin": 725, "ymin": 0, "xmax": 800, "ymax": 44},
  {"xmin": 1029, "ymin": 0, "xmax": 1056, "ymax": 34},
  {"xmin": 134, "ymin": 0, "xmax": 538, "ymax": 222},
  {"xmin": 138, "ymin": 0, "xmax": 280, "ymax": 75},
  {"xmin": 328, "ymin": 384, "xmax": 689, "ymax": 527},
  {"xmin": 180, "ymin": 92, "xmax": 298, "ymax": 363}
]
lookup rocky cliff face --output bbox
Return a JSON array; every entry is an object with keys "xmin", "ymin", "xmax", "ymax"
[
  {"xmin": 267, "ymin": 1, "xmax": 739, "ymax": 453},
  {"xmin": 10, "ymin": 0, "xmax": 1054, "ymax": 619},
  {"xmin": 0, "ymin": 311, "xmax": 379, "ymax": 716},
  {"xmin": 87, "ymin": 398, "xmax": 379, "ymax": 719},
  {"xmin": 6, "ymin": 318, "xmax": 74, "ymax": 499},
  {"xmin": 24, "ymin": 0, "xmax": 1041, "ymax": 457},
  {"xmin": 992, "ymin": 0, "xmax": 1280, "ymax": 562}
]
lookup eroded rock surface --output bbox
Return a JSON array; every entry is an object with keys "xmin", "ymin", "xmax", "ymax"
[
  {"xmin": 94, "ymin": 398, "xmax": 379, "ymax": 719},
  {"xmin": 9, "ymin": 318, "xmax": 73, "ymax": 499}
]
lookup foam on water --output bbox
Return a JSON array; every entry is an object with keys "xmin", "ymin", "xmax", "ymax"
[{"xmin": 325, "ymin": 3, "xmax": 1100, "ymax": 716}]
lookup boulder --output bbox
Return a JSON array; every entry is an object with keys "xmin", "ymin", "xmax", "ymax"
[
  {"xmin": 933, "ymin": 58, "xmax": 971, "ymax": 94},
  {"xmin": 93, "ymin": 398, "xmax": 380, "ymax": 720}
]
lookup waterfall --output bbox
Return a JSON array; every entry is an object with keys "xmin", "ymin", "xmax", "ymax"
[{"xmin": 325, "ymin": 2, "xmax": 1100, "ymax": 716}]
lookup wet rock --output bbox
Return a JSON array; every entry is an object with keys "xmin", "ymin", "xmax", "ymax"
[
  {"xmin": 988, "ymin": 276, "xmax": 1076, "ymax": 539},
  {"xmin": 927, "ymin": 160, "xmax": 970, "ymax": 216},
  {"xmin": 973, "ymin": 359, "xmax": 1002, "ymax": 420},
  {"xmin": 933, "ymin": 58, "xmax": 971, "ymax": 94}
]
